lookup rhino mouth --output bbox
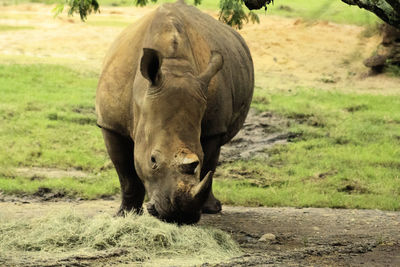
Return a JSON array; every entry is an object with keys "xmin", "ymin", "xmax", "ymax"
[
  {"xmin": 145, "ymin": 172, "xmax": 214, "ymax": 224},
  {"xmin": 146, "ymin": 201, "xmax": 201, "ymax": 225},
  {"xmin": 146, "ymin": 202, "xmax": 160, "ymax": 217}
]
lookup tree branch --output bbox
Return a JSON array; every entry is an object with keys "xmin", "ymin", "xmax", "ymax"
[
  {"xmin": 340, "ymin": 0, "xmax": 400, "ymax": 28},
  {"xmin": 385, "ymin": 0, "xmax": 400, "ymax": 14}
]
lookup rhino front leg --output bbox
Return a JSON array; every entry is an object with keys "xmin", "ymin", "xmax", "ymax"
[
  {"xmin": 101, "ymin": 128, "xmax": 145, "ymax": 216},
  {"xmin": 200, "ymin": 135, "xmax": 222, "ymax": 214}
]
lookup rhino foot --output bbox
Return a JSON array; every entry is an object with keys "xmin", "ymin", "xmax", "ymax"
[{"xmin": 202, "ymin": 194, "xmax": 222, "ymax": 214}]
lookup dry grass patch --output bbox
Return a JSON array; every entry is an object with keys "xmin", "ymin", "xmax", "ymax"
[{"xmin": 0, "ymin": 210, "xmax": 240, "ymax": 266}]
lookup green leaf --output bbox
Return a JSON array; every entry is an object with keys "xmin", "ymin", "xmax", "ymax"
[{"xmin": 52, "ymin": 3, "xmax": 65, "ymax": 18}]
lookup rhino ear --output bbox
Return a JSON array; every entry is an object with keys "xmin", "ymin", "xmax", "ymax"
[
  {"xmin": 198, "ymin": 51, "xmax": 224, "ymax": 92},
  {"xmin": 140, "ymin": 48, "xmax": 163, "ymax": 86}
]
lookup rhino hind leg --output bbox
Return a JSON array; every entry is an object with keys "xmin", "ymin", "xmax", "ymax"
[
  {"xmin": 101, "ymin": 128, "xmax": 145, "ymax": 216},
  {"xmin": 200, "ymin": 135, "xmax": 222, "ymax": 214}
]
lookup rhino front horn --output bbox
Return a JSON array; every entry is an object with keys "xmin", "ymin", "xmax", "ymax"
[{"xmin": 191, "ymin": 171, "xmax": 213, "ymax": 203}]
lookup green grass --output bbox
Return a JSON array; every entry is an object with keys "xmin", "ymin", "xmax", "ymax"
[
  {"xmin": 0, "ymin": 210, "xmax": 240, "ymax": 266},
  {"xmin": 386, "ymin": 63, "xmax": 400, "ymax": 77},
  {"xmin": 0, "ymin": 172, "xmax": 119, "ymax": 198},
  {"xmin": 0, "ymin": 24, "xmax": 34, "ymax": 31},
  {"xmin": 0, "ymin": 64, "xmax": 120, "ymax": 198},
  {"xmin": 1, "ymin": 64, "xmax": 400, "ymax": 211},
  {"xmin": 0, "ymin": 64, "xmax": 103, "ymax": 170},
  {"xmin": 261, "ymin": 0, "xmax": 379, "ymax": 26},
  {"xmin": 214, "ymin": 87, "xmax": 400, "ymax": 211}
]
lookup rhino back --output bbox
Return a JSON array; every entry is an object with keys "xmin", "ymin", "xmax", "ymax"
[
  {"xmin": 96, "ymin": 2, "xmax": 254, "ymax": 144},
  {"xmin": 170, "ymin": 3, "xmax": 254, "ymax": 144}
]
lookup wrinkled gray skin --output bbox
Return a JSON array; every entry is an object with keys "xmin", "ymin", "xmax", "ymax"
[{"xmin": 96, "ymin": 1, "xmax": 254, "ymax": 224}]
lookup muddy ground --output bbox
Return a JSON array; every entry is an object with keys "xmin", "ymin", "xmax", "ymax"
[
  {"xmin": 1, "ymin": 199, "xmax": 399, "ymax": 266},
  {"xmin": 202, "ymin": 207, "xmax": 400, "ymax": 266},
  {"xmin": 219, "ymin": 109, "xmax": 289, "ymax": 164}
]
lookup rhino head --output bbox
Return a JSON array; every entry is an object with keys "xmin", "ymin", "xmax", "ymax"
[{"xmin": 132, "ymin": 48, "xmax": 223, "ymax": 224}]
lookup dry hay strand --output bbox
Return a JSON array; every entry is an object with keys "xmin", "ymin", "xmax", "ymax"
[{"xmin": 0, "ymin": 209, "xmax": 240, "ymax": 266}]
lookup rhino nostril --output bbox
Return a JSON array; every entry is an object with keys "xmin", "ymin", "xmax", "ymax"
[
  {"xmin": 178, "ymin": 160, "xmax": 199, "ymax": 175},
  {"xmin": 177, "ymin": 153, "xmax": 200, "ymax": 174}
]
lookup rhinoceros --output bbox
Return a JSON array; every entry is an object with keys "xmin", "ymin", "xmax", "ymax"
[{"xmin": 96, "ymin": 0, "xmax": 254, "ymax": 224}]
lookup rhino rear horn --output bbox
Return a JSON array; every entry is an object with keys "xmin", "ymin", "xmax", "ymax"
[
  {"xmin": 198, "ymin": 51, "xmax": 224, "ymax": 92},
  {"xmin": 140, "ymin": 48, "xmax": 164, "ymax": 87}
]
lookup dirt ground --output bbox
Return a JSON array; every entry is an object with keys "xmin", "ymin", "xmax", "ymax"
[
  {"xmin": 1, "ymin": 3, "xmax": 400, "ymax": 266},
  {"xmin": 202, "ymin": 207, "xmax": 400, "ymax": 266}
]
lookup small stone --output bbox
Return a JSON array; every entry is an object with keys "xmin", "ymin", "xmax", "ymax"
[{"xmin": 259, "ymin": 233, "xmax": 276, "ymax": 242}]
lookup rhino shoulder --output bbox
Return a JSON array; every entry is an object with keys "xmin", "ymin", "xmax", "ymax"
[{"xmin": 96, "ymin": 10, "xmax": 157, "ymax": 136}]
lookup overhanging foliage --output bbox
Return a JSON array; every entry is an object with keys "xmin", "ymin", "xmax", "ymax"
[
  {"xmin": 342, "ymin": 0, "xmax": 400, "ymax": 27},
  {"xmin": 61, "ymin": 0, "xmax": 400, "ymax": 29}
]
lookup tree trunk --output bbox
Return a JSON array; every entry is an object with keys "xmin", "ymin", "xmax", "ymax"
[{"xmin": 364, "ymin": 23, "xmax": 400, "ymax": 73}]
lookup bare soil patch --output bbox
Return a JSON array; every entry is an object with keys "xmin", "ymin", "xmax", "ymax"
[
  {"xmin": 220, "ymin": 109, "xmax": 289, "ymax": 163},
  {"xmin": 201, "ymin": 207, "xmax": 400, "ymax": 266},
  {"xmin": 15, "ymin": 167, "xmax": 87, "ymax": 179}
]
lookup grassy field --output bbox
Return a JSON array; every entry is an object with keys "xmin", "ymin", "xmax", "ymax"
[
  {"xmin": 0, "ymin": 0, "xmax": 399, "ymax": 211},
  {"xmin": 216, "ymin": 88, "xmax": 400, "ymax": 210},
  {"xmin": 0, "ymin": 64, "xmax": 118, "ymax": 199},
  {"xmin": 1, "ymin": 63, "xmax": 399, "ymax": 210}
]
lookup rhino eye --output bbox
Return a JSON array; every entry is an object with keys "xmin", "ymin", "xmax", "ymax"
[{"xmin": 150, "ymin": 155, "xmax": 158, "ymax": 169}]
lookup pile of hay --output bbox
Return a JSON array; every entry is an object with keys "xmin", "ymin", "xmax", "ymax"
[{"xmin": 0, "ymin": 210, "xmax": 240, "ymax": 266}]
